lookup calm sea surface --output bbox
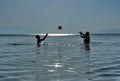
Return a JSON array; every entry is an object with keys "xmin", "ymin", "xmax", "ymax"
[{"xmin": 0, "ymin": 34, "xmax": 120, "ymax": 81}]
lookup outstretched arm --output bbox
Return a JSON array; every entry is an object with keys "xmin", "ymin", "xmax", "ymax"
[
  {"xmin": 41, "ymin": 33, "xmax": 48, "ymax": 41},
  {"xmin": 79, "ymin": 32, "xmax": 85, "ymax": 38}
]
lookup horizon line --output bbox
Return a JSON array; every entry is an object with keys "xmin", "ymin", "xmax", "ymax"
[{"xmin": 0, "ymin": 33, "xmax": 120, "ymax": 36}]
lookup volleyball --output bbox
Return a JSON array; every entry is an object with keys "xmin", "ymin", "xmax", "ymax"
[{"xmin": 58, "ymin": 26, "xmax": 62, "ymax": 30}]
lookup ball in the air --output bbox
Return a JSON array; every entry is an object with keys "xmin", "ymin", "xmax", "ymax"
[{"xmin": 58, "ymin": 26, "xmax": 62, "ymax": 30}]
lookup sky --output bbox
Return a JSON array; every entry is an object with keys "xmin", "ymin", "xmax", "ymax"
[{"xmin": 0, "ymin": 0, "xmax": 120, "ymax": 34}]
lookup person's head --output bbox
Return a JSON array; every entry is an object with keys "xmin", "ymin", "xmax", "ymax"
[
  {"xmin": 35, "ymin": 35, "xmax": 40, "ymax": 39},
  {"xmin": 85, "ymin": 32, "xmax": 89, "ymax": 36}
]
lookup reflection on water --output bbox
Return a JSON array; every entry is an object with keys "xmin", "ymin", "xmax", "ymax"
[
  {"xmin": 0, "ymin": 35, "xmax": 120, "ymax": 81},
  {"xmin": 80, "ymin": 43, "xmax": 92, "ymax": 80},
  {"xmin": 80, "ymin": 43, "xmax": 90, "ymax": 52},
  {"xmin": 35, "ymin": 45, "xmax": 65, "ymax": 81},
  {"xmin": 33, "ymin": 42, "xmax": 92, "ymax": 81}
]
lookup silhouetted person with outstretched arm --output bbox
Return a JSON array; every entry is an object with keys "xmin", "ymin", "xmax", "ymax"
[
  {"xmin": 35, "ymin": 33, "xmax": 48, "ymax": 47},
  {"xmin": 79, "ymin": 32, "xmax": 90, "ymax": 44},
  {"xmin": 79, "ymin": 32, "xmax": 90, "ymax": 50}
]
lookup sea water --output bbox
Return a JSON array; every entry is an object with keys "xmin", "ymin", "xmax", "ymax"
[{"xmin": 0, "ymin": 34, "xmax": 120, "ymax": 81}]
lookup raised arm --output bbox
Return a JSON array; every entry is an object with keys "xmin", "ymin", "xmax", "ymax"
[
  {"xmin": 41, "ymin": 33, "xmax": 48, "ymax": 41},
  {"xmin": 79, "ymin": 32, "xmax": 85, "ymax": 38}
]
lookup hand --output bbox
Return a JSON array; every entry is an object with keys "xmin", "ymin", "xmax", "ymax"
[{"xmin": 46, "ymin": 33, "xmax": 48, "ymax": 36}]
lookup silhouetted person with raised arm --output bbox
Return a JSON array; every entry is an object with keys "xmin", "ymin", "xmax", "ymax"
[
  {"xmin": 79, "ymin": 32, "xmax": 90, "ymax": 50},
  {"xmin": 79, "ymin": 32, "xmax": 90, "ymax": 44},
  {"xmin": 35, "ymin": 33, "xmax": 48, "ymax": 47}
]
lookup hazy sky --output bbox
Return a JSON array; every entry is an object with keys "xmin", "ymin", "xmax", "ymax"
[{"xmin": 0, "ymin": 0, "xmax": 120, "ymax": 34}]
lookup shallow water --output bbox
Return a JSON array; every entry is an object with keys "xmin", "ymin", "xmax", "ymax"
[{"xmin": 0, "ymin": 34, "xmax": 120, "ymax": 81}]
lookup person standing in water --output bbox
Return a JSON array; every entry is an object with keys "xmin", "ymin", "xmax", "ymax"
[
  {"xmin": 35, "ymin": 33, "xmax": 48, "ymax": 46},
  {"xmin": 79, "ymin": 32, "xmax": 90, "ymax": 50},
  {"xmin": 79, "ymin": 32, "xmax": 90, "ymax": 44}
]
